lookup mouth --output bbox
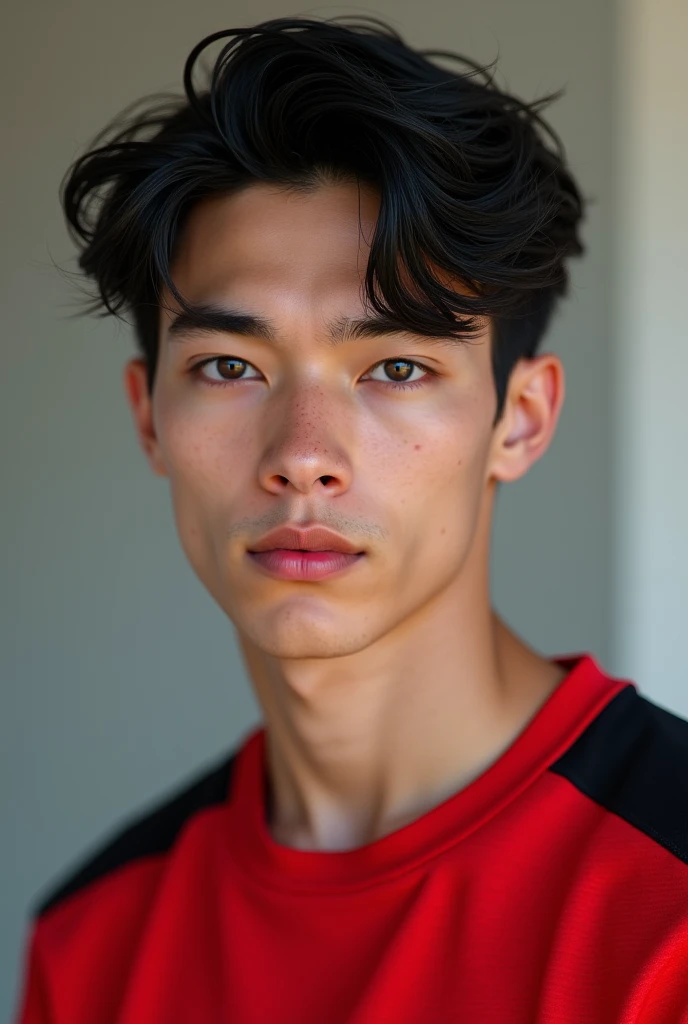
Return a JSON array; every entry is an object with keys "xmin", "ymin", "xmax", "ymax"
[
  {"xmin": 246, "ymin": 524, "xmax": 366, "ymax": 581},
  {"xmin": 247, "ymin": 548, "xmax": 365, "ymax": 581}
]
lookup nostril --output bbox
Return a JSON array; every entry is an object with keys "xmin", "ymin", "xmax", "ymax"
[{"xmin": 319, "ymin": 475, "xmax": 334, "ymax": 485}]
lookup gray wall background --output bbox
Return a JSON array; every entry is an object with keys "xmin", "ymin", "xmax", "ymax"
[{"xmin": 1, "ymin": 0, "xmax": 659, "ymax": 1016}]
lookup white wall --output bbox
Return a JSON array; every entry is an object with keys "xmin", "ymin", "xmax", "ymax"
[{"xmin": 611, "ymin": 0, "xmax": 688, "ymax": 713}]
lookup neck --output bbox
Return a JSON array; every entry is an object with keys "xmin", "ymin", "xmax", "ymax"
[{"xmin": 237, "ymin": 538, "xmax": 565, "ymax": 851}]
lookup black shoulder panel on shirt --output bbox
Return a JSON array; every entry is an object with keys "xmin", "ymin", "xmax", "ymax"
[
  {"xmin": 549, "ymin": 685, "xmax": 688, "ymax": 865},
  {"xmin": 33, "ymin": 749, "xmax": 237, "ymax": 919}
]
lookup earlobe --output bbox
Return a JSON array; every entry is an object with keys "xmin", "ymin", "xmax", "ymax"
[
  {"xmin": 123, "ymin": 358, "xmax": 168, "ymax": 477},
  {"xmin": 489, "ymin": 355, "xmax": 565, "ymax": 484}
]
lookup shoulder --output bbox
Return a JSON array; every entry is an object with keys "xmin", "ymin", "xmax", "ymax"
[
  {"xmin": 33, "ymin": 748, "xmax": 238, "ymax": 919},
  {"xmin": 550, "ymin": 684, "xmax": 688, "ymax": 865}
]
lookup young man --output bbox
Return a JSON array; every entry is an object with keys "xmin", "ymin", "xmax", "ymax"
[{"xmin": 15, "ymin": 16, "xmax": 688, "ymax": 1024}]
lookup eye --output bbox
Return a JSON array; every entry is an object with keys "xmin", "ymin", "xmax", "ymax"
[
  {"xmin": 364, "ymin": 358, "xmax": 434, "ymax": 389},
  {"xmin": 191, "ymin": 356, "xmax": 262, "ymax": 386}
]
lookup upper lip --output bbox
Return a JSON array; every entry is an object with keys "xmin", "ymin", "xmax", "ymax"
[{"xmin": 248, "ymin": 525, "xmax": 363, "ymax": 555}]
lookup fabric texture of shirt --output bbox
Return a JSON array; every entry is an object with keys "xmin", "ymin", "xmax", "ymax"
[{"xmin": 14, "ymin": 653, "xmax": 688, "ymax": 1023}]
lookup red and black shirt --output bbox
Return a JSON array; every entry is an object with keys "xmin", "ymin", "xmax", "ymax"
[{"xmin": 15, "ymin": 654, "xmax": 688, "ymax": 1022}]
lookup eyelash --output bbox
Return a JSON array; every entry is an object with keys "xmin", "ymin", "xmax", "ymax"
[{"xmin": 188, "ymin": 357, "xmax": 438, "ymax": 391}]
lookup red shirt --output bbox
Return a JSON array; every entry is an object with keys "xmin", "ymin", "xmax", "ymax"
[{"xmin": 15, "ymin": 654, "xmax": 688, "ymax": 1022}]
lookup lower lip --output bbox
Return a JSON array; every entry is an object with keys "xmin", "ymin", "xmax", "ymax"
[{"xmin": 247, "ymin": 549, "xmax": 364, "ymax": 581}]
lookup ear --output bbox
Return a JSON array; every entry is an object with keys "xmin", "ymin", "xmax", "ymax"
[
  {"xmin": 487, "ymin": 354, "xmax": 565, "ymax": 484},
  {"xmin": 123, "ymin": 358, "xmax": 168, "ymax": 477}
]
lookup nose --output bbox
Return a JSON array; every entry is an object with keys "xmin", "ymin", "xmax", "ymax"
[{"xmin": 257, "ymin": 386, "xmax": 354, "ymax": 497}]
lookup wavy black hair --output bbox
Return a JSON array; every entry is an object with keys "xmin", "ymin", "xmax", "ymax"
[{"xmin": 60, "ymin": 15, "xmax": 586, "ymax": 421}]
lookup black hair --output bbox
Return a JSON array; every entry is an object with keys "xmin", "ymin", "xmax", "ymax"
[{"xmin": 60, "ymin": 15, "xmax": 586, "ymax": 421}]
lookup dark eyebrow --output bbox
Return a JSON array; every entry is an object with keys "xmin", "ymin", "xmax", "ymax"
[
  {"xmin": 165, "ymin": 301, "xmax": 450, "ymax": 346},
  {"xmin": 167, "ymin": 304, "xmax": 276, "ymax": 343}
]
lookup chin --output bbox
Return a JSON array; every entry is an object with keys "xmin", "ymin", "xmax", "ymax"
[{"xmin": 237, "ymin": 607, "xmax": 378, "ymax": 660}]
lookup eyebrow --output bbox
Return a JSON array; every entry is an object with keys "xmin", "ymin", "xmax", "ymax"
[{"xmin": 165, "ymin": 301, "xmax": 463, "ymax": 347}]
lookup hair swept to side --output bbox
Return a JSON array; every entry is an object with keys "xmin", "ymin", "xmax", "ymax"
[{"xmin": 60, "ymin": 15, "xmax": 586, "ymax": 419}]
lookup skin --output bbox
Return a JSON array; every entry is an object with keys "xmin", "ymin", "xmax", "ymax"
[{"xmin": 124, "ymin": 180, "xmax": 567, "ymax": 852}]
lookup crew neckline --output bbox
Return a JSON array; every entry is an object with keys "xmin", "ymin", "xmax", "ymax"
[{"xmin": 226, "ymin": 654, "xmax": 633, "ymax": 893}]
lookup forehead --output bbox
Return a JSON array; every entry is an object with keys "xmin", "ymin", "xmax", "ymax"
[
  {"xmin": 168, "ymin": 181, "xmax": 380, "ymax": 304},
  {"xmin": 161, "ymin": 180, "xmax": 487, "ymax": 354}
]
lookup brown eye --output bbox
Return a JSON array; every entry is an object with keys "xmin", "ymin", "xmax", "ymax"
[
  {"xmin": 365, "ymin": 358, "xmax": 430, "ymax": 386},
  {"xmin": 216, "ymin": 358, "xmax": 248, "ymax": 379},
  {"xmin": 383, "ymin": 360, "xmax": 414, "ymax": 382},
  {"xmin": 193, "ymin": 357, "xmax": 262, "ymax": 385}
]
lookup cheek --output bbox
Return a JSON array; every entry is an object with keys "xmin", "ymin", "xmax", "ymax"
[
  {"xmin": 364, "ymin": 387, "xmax": 494, "ymax": 586},
  {"xmin": 154, "ymin": 388, "xmax": 255, "ymax": 496},
  {"xmin": 362, "ymin": 387, "xmax": 492, "ymax": 505},
  {"xmin": 152, "ymin": 392, "xmax": 258, "ymax": 581}
]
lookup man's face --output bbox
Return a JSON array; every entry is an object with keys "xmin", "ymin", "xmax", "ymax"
[{"xmin": 145, "ymin": 181, "xmax": 501, "ymax": 658}]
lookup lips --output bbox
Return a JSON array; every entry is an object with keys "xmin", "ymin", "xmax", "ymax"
[
  {"xmin": 248, "ymin": 525, "xmax": 363, "ymax": 555},
  {"xmin": 246, "ymin": 525, "xmax": 365, "ymax": 581}
]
